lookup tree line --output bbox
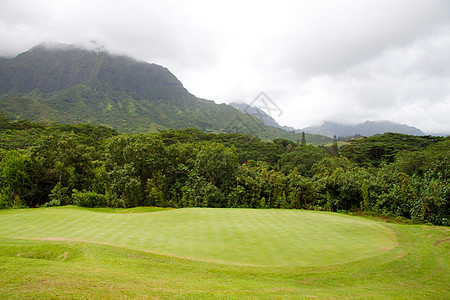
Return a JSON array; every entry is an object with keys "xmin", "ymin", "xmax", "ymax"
[{"xmin": 0, "ymin": 116, "xmax": 448, "ymax": 225}]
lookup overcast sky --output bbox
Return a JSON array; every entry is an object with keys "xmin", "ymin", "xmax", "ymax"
[{"xmin": 1, "ymin": 0, "xmax": 450, "ymax": 134}]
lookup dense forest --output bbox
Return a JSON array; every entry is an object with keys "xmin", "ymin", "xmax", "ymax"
[{"xmin": 1, "ymin": 116, "xmax": 448, "ymax": 225}]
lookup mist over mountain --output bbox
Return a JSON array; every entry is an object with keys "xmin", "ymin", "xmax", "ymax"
[{"xmin": 0, "ymin": 43, "xmax": 331, "ymax": 144}]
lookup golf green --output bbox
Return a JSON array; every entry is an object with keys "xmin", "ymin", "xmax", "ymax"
[{"xmin": 0, "ymin": 207, "xmax": 397, "ymax": 266}]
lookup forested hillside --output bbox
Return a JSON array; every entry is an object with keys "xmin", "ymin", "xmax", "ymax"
[
  {"xmin": 0, "ymin": 44, "xmax": 330, "ymax": 145},
  {"xmin": 1, "ymin": 117, "xmax": 448, "ymax": 225}
]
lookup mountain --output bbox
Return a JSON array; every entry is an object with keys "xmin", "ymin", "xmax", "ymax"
[
  {"xmin": 230, "ymin": 102, "xmax": 297, "ymax": 131},
  {"xmin": 0, "ymin": 57, "xmax": 9, "ymax": 66},
  {"xmin": 302, "ymin": 120, "xmax": 425, "ymax": 138},
  {"xmin": 0, "ymin": 43, "xmax": 331, "ymax": 145},
  {"xmin": 229, "ymin": 101, "xmax": 425, "ymax": 138},
  {"xmin": 230, "ymin": 102, "xmax": 281, "ymax": 128}
]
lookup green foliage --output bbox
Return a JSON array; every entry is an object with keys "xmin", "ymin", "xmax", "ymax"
[
  {"xmin": 27, "ymin": 132, "xmax": 97, "ymax": 207},
  {"xmin": 340, "ymin": 133, "xmax": 444, "ymax": 167},
  {"xmin": 234, "ymin": 161, "xmax": 285, "ymax": 208},
  {"xmin": 0, "ymin": 149, "xmax": 30, "ymax": 208},
  {"xmin": 361, "ymin": 162, "xmax": 449, "ymax": 226},
  {"xmin": 360, "ymin": 181, "xmax": 369, "ymax": 211},
  {"xmin": 72, "ymin": 190, "xmax": 108, "ymax": 208},
  {"xmin": 283, "ymin": 171, "xmax": 316, "ymax": 209},
  {"xmin": 279, "ymin": 145, "xmax": 327, "ymax": 176},
  {"xmin": 146, "ymin": 171, "xmax": 166, "ymax": 207},
  {"xmin": 396, "ymin": 138, "xmax": 450, "ymax": 178},
  {"xmin": 409, "ymin": 171, "xmax": 449, "ymax": 225},
  {"xmin": 0, "ymin": 119, "xmax": 448, "ymax": 225},
  {"xmin": 47, "ymin": 183, "xmax": 69, "ymax": 206},
  {"xmin": 0, "ymin": 114, "xmax": 118, "ymax": 151},
  {"xmin": 195, "ymin": 142, "xmax": 238, "ymax": 193},
  {"xmin": 300, "ymin": 131, "xmax": 306, "ymax": 146},
  {"xmin": 104, "ymin": 133, "xmax": 166, "ymax": 207},
  {"xmin": 315, "ymin": 166, "xmax": 366, "ymax": 211},
  {"xmin": 328, "ymin": 135, "xmax": 339, "ymax": 156}
]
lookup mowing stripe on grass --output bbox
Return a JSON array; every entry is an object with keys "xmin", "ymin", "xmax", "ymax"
[{"xmin": 0, "ymin": 207, "xmax": 397, "ymax": 266}]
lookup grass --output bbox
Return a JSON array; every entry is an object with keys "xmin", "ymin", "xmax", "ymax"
[
  {"xmin": 0, "ymin": 207, "xmax": 448, "ymax": 299},
  {"xmin": 0, "ymin": 207, "xmax": 396, "ymax": 266},
  {"xmin": 68, "ymin": 205, "xmax": 174, "ymax": 214}
]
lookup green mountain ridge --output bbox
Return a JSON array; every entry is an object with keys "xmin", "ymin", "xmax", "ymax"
[
  {"xmin": 0, "ymin": 43, "xmax": 331, "ymax": 144},
  {"xmin": 0, "ymin": 44, "xmax": 196, "ymax": 130}
]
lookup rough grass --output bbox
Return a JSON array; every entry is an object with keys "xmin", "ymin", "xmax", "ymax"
[{"xmin": 0, "ymin": 207, "xmax": 448, "ymax": 299}]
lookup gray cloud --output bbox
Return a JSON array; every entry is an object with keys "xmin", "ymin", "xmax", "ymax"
[{"xmin": 1, "ymin": 0, "xmax": 449, "ymax": 133}]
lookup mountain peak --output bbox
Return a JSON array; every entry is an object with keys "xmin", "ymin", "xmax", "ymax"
[{"xmin": 0, "ymin": 43, "xmax": 190, "ymax": 100}]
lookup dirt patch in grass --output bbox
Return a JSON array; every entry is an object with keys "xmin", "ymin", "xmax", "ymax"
[{"xmin": 434, "ymin": 237, "xmax": 450, "ymax": 247}]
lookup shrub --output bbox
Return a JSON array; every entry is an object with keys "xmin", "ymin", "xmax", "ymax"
[{"xmin": 72, "ymin": 190, "xmax": 107, "ymax": 208}]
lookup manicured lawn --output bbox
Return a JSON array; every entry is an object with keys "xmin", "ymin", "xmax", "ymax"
[{"xmin": 0, "ymin": 207, "xmax": 448, "ymax": 299}]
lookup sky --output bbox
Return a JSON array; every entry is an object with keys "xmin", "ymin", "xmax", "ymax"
[{"xmin": 1, "ymin": 0, "xmax": 450, "ymax": 134}]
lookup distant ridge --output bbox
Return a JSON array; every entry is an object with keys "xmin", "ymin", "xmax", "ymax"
[
  {"xmin": 230, "ymin": 102, "xmax": 296, "ymax": 132},
  {"xmin": 230, "ymin": 102, "xmax": 425, "ymax": 138},
  {"xmin": 230, "ymin": 102, "xmax": 281, "ymax": 128},
  {"xmin": 302, "ymin": 120, "xmax": 425, "ymax": 138}
]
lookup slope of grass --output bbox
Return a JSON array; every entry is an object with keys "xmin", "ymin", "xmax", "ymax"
[{"xmin": 0, "ymin": 207, "xmax": 448, "ymax": 299}]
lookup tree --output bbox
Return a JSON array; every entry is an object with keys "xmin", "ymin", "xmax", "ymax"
[
  {"xmin": 104, "ymin": 133, "xmax": 167, "ymax": 207},
  {"xmin": 284, "ymin": 170, "xmax": 317, "ymax": 209},
  {"xmin": 410, "ymin": 171, "xmax": 449, "ymax": 225},
  {"xmin": 279, "ymin": 145, "xmax": 327, "ymax": 177},
  {"xmin": 301, "ymin": 132, "xmax": 306, "ymax": 146},
  {"xmin": 195, "ymin": 142, "xmax": 238, "ymax": 206},
  {"xmin": 273, "ymin": 138, "xmax": 296, "ymax": 151},
  {"xmin": 396, "ymin": 139, "xmax": 450, "ymax": 178},
  {"xmin": 313, "ymin": 157, "xmax": 371, "ymax": 211},
  {"xmin": 27, "ymin": 132, "xmax": 96, "ymax": 207},
  {"xmin": 329, "ymin": 135, "xmax": 338, "ymax": 156},
  {"xmin": 340, "ymin": 133, "xmax": 444, "ymax": 167},
  {"xmin": 0, "ymin": 150, "xmax": 30, "ymax": 208}
]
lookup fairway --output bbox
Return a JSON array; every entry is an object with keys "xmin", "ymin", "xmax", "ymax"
[{"xmin": 0, "ymin": 207, "xmax": 396, "ymax": 266}]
